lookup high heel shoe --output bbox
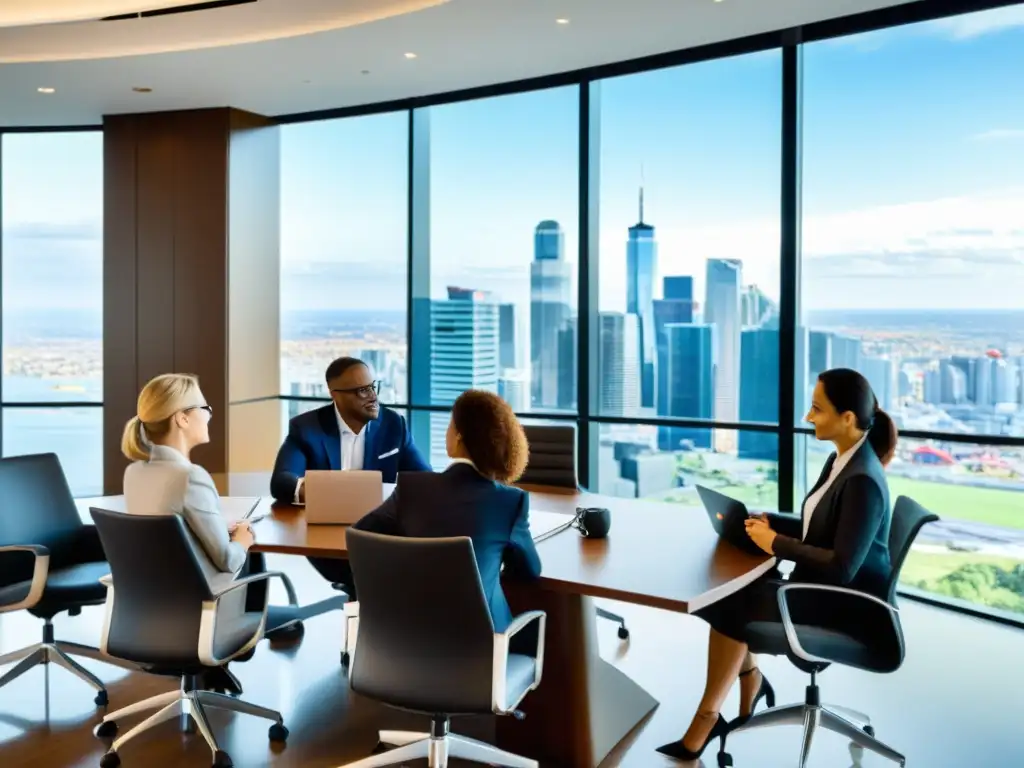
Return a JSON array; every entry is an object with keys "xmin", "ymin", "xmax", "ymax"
[
  {"xmin": 732, "ymin": 667, "xmax": 776, "ymax": 727},
  {"xmin": 656, "ymin": 713, "xmax": 729, "ymax": 761}
]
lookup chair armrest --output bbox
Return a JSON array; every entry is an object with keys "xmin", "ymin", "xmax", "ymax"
[
  {"xmin": 776, "ymin": 583, "xmax": 899, "ymax": 666},
  {"xmin": 198, "ymin": 570, "xmax": 294, "ymax": 666},
  {"xmin": 492, "ymin": 610, "xmax": 546, "ymax": 715},
  {"xmin": 0, "ymin": 545, "xmax": 50, "ymax": 613}
]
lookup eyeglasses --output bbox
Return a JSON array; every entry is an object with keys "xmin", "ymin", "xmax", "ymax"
[
  {"xmin": 186, "ymin": 405, "xmax": 213, "ymax": 417},
  {"xmin": 331, "ymin": 381, "xmax": 380, "ymax": 400}
]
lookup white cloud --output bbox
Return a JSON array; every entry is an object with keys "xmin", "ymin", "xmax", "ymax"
[
  {"xmin": 971, "ymin": 128, "xmax": 1024, "ymax": 142},
  {"xmin": 928, "ymin": 5, "xmax": 1024, "ymax": 39}
]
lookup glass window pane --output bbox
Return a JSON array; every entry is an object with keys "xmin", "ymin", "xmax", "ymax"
[
  {"xmin": 2, "ymin": 407, "xmax": 103, "ymax": 496},
  {"xmin": 594, "ymin": 52, "xmax": 782, "ymax": 450},
  {"xmin": 797, "ymin": 433, "xmax": 1024, "ymax": 617},
  {"xmin": 593, "ymin": 423, "xmax": 779, "ymax": 510},
  {"xmin": 1, "ymin": 132, "xmax": 103, "ymax": 404},
  {"xmin": 413, "ymin": 87, "xmax": 579, "ymax": 413},
  {"xmin": 800, "ymin": 8, "xmax": 1024, "ymax": 437},
  {"xmin": 279, "ymin": 113, "xmax": 408, "ymax": 403}
]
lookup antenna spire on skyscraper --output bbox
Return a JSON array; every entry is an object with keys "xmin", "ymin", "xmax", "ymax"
[{"xmin": 639, "ymin": 163, "xmax": 645, "ymax": 224}]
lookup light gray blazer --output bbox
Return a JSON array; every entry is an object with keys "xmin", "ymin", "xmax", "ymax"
[{"xmin": 123, "ymin": 444, "xmax": 247, "ymax": 592}]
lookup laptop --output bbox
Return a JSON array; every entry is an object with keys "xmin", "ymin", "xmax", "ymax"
[
  {"xmin": 305, "ymin": 470, "xmax": 384, "ymax": 525},
  {"xmin": 695, "ymin": 485, "xmax": 766, "ymax": 556}
]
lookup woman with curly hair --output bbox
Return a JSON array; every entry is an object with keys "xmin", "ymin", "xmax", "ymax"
[{"xmin": 352, "ymin": 389, "xmax": 542, "ymax": 630}]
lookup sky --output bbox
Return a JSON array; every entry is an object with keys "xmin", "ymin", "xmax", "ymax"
[{"xmin": 3, "ymin": 4, "xmax": 1024, "ymax": 320}]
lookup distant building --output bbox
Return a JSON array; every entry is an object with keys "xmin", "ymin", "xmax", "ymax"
[
  {"xmin": 705, "ymin": 258, "xmax": 743, "ymax": 452},
  {"xmin": 626, "ymin": 188, "xmax": 657, "ymax": 409},
  {"xmin": 739, "ymin": 328, "xmax": 779, "ymax": 460},
  {"xmin": 530, "ymin": 220, "xmax": 572, "ymax": 409},
  {"xmin": 598, "ymin": 312, "xmax": 640, "ymax": 416},
  {"xmin": 658, "ymin": 323, "xmax": 714, "ymax": 451}
]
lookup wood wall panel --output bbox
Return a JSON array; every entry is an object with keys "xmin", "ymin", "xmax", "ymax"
[
  {"xmin": 102, "ymin": 107, "xmax": 279, "ymax": 493},
  {"xmin": 102, "ymin": 116, "xmax": 139, "ymax": 494}
]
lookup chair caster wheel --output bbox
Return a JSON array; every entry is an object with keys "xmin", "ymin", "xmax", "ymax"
[
  {"xmin": 617, "ymin": 626, "xmax": 629, "ymax": 640},
  {"xmin": 95, "ymin": 720, "xmax": 118, "ymax": 739},
  {"xmin": 212, "ymin": 750, "xmax": 233, "ymax": 768},
  {"xmin": 269, "ymin": 723, "xmax": 289, "ymax": 742},
  {"xmin": 863, "ymin": 725, "xmax": 875, "ymax": 737},
  {"xmin": 717, "ymin": 751, "xmax": 734, "ymax": 767},
  {"xmin": 94, "ymin": 690, "xmax": 109, "ymax": 707},
  {"xmin": 100, "ymin": 751, "xmax": 121, "ymax": 768}
]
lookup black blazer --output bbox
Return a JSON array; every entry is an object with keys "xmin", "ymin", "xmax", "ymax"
[
  {"xmin": 352, "ymin": 463, "xmax": 542, "ymax": 631},
  {"xmin": 766, "ymin": 441, "xmax": 892, "ymax": 597}
]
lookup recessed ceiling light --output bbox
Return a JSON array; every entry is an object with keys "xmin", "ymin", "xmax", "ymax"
[
  {"xmin": 404, "ymin": 52, "xmax": 417, "ymax": 59},
  {"xmin": 556, "ymin": 18, "xmax": 570, "ymax": 25},
  {"xmin": 132, "ymin": 87, "xmax": 152, "ymax": 93},
  {"xmin": 37, "ymin": 87, "xmax": 55, "ymax": 94},
  {"xmin": 361, "ymin": 70, "xmax": 370, "ymax": 75}
]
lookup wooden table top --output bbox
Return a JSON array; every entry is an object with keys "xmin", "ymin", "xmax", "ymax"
[{"xmin": 79, "ymin": 475, "xmax": 775, "ymax": 614}]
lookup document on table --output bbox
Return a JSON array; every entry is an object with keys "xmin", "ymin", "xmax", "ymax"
[
  {"xmin": 530, "ymin": 510, "xmax": 575, "ymax": 543},
  {"xmin": 220, "ymin": 496, "xmax": 263, "ymax": 523}
]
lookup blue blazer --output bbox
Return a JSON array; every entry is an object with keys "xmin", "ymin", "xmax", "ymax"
[
  {"xmin": 270, "ymin": 405, "xmax": 430, "ymax": 503},
  {"xmin": 352, "ymin": 463, "xmax": 542, "ymax": 632}
]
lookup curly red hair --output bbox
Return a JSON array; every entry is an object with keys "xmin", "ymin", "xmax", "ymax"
[{"xmin": 451, "ymin": 390, "xmax": 529, "ymax": 484}]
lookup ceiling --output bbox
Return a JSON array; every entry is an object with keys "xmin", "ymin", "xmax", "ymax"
[{"xmin": 0, "ymin": 0, "xmax": 913, "ymax": 126}]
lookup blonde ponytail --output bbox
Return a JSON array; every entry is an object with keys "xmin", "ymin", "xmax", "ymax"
[
  {"xmin": 121, "ymin": 416, "xmax": 150, "ymax": 462},
  {"xmin": 122, "ymin": 373, "xmax": 203, "ymax": 462}
]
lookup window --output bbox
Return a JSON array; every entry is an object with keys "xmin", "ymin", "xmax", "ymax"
[
  {"xmin": 797, "ymin": 433, "xmax": 1024, "ymax": 617},
  {"xmin": 800, "ymin": 8, "xmax": 1024, "ymax": 437},
  {"xmin": 409, "ymin": 87, "xmax": 579, "ymax": 414},
  {"xmin": 279, "ymin": 113, "xmax": 409, "ymax": 403},
  {"xmin": 1, "ymin": 132, "xmax": 103, "ymax": 495},
  {"xmin": 593, "ymin": 52, "xmax": 782, "ymax": 460},
  {"xmin": 594, "ymin": 424, "xmax": 779, "ymax": 509}
]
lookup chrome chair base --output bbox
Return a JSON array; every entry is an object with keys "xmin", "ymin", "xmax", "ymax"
[
  {"xmin": 339, "ymin": 729, "xmax": 538, "ymax": 768},
  {"xmin": 0, "ymin": 641, "xmax": 107, "ymax": 701},
  {"xmin": 727, "ymin": 702, "xmax": 905, "ymax": 767},
  {"xmin": 97, "ymin": 682, "xmax": 286, "ymax": 762}
]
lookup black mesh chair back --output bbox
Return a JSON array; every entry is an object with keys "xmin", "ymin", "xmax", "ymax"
[
  {"xmin": 0, "ymin": 453, "xmax": 83, "ymax": 566},
  {"xmin": 885, "ymin": 496, "xmax": 940, "ymax": 603},
  {"xmin": 347, "ymin": 528, "xmax": 496, "ymax": 714},
  {"xmin": 90, "ymin": 508, "xmax": 214, "ymax": 666},
  {"xmin": 519, "ymin": 425, "xmax": 577, "ymax": 489}
]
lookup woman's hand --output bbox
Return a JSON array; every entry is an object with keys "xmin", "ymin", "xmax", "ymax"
[
  {"xmin": 231, "ymin": 521, "xmax": 255, "ymax": 550},
  {"xmin": 744, "ymin": 516, "xmax": 777, "ymax": 554}
]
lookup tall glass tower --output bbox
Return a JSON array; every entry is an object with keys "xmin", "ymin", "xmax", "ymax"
[
  {"xmin": 705, "ymin": 258, "xmax": 742, "ymax": 452},
  {"xmin": 530, "ymin": 220, "xmax": 572, "ymax": 409},
  {"xmin": 626, "ymin": 188, "xmax": 657, "ymax": 410}
]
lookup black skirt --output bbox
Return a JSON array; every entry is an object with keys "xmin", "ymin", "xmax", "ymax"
[{"xmin": 694, "ymin": 573, "xmax": 788, "ymax": 643}]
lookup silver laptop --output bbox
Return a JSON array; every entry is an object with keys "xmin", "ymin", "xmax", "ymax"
[{"xmin": 304, "ymin": 470, "xmax": 384, "ymax": 525}]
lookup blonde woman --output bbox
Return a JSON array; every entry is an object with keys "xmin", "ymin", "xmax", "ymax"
[
  {"xmin": 120, "ymin": 374, "xmax": 302, "ymax": 655},
  {"xmin": 121, "ymin": 373, "xmax": 254, "ymax": 587}
]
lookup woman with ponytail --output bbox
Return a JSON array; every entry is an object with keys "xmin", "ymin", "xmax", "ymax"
[
  {"xmin": 660, "ymin": 368, "xmax": 899, "ymax": 761},
  {"xmin": 122, "ymin": 374, "xmax": 254, "ymax": 588}
]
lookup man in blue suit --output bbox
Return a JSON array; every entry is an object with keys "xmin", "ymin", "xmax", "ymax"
[{"xmin": 271, "ymin": 356, "xmax": 431, "ymax": 597}]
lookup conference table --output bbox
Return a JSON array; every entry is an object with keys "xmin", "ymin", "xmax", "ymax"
[{"xmin": 80, "ymin": 474, "xmax": 776, "ymax": 768}]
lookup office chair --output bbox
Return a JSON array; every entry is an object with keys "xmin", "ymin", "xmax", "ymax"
[
  {"xmin": 89, "ymin": 508, "xmax": 290, "ymax": 768},
  {"xmin": 0, "ymin": 453, "xmax": 111, "ymax": 705},
  {"xmin": 718, "ymin": 496, "xmax": 939, "ymax": 768},
  {"xmin": 340, "ymin": 528, "xmax": 545, "ymax": 768},
  {"xmin": 519, "ymin": 424, "xmax": 629, "ymax": 640}
]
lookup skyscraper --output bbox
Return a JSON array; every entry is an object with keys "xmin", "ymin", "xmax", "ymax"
[
  {"xmin": 862, "ymin": 356, "xmax": 895, "ymax": 412},
  {"xmin": 653, "ymin": 275, "xmax": 696, "ymax": 441},
  {"xmin": 530, "ymin": 220, "xmax": 572, "ymax": 409},
  {"xmin": 626, "ymin": 188, "xmax": 657, "ymax": 410},
  {"xmin": 430, "ymin": 286, "xmax": 500, "ymax": 405},
  {"xmin": 556, "ymin": 318, "xmax": 577, "ymax": 410},
  {"xmin": 704, "ymin": 258, "xmax": 742, "ymax": 451},
  {"xmin": 659, "ymin": 323, "xmax": 714, "ymax": 451},
  {"xmin": 498, "ymin": 303, "xmax": 517, "ymax": 371},
  {"xmin": 598, "ymin": 312, "xmax": 640, "ymax": 416},
  {"xmin": 739, "ymin": 328, "xmax": 779, "ymax": 460}
]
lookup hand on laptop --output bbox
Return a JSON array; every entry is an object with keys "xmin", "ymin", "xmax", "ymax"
[{"xmin": 743, "ymin": 516, "xmax": 776, "ymax": 554}]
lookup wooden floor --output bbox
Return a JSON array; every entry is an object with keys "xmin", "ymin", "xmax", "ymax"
[{"xmin": 1, "ymin": 555, "xmax": 1021, "ymax": 768}]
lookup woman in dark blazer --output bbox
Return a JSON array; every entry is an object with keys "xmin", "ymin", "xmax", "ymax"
[
  {"xmin": 659, "ymin": 368, "xmax": 899, "ymax": 761},
  {"xmin": 352, "ymin": 389, "xmax": 541, "ymax": 632}
]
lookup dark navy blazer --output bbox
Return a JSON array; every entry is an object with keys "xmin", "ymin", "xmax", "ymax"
[
  {"xmin": 767, "ymin": 440, "xmax": 893, "ymax": 597},
  {"xmin": 270, "ymin": 405, "xmax": 430, "ymax": 503},
  {"xmin": 352, "ymin": 463, "xmax": 542, "ymax": 632}
]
